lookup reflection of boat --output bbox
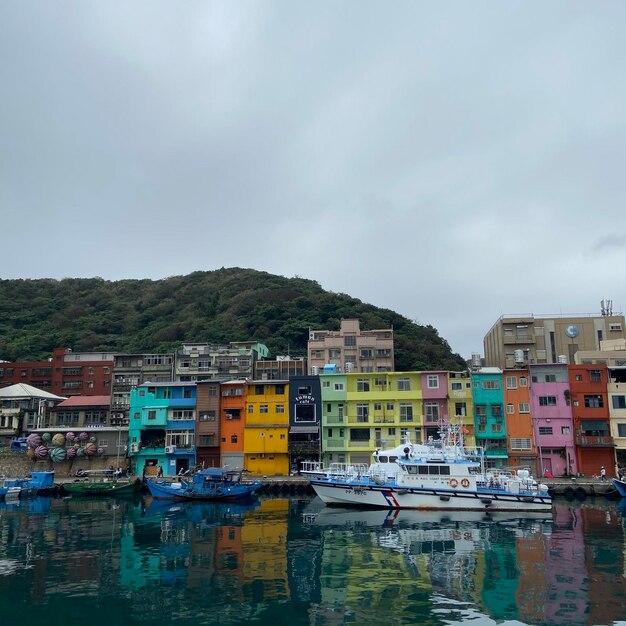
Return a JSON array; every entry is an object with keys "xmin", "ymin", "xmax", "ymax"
[
  {"xmin": 142, "ymin": 497, "xmax": 261, "ymax": 526},
  {"xmin": 303, "ymin": 425, "xmax": 551, "ymax": 512},
  {"xmin": 306, "ymin": 504, "xmax": 553, "ymax": 529},
  {"xmin": 612, "ymin": 477, "xmax": 626, "ymax": 497},
  {"xmin": 0, "ymin": 496, "xmax": 52, "ymax": 514},
  {"xmin": 146, "ymin": 468, "xmax": 263, "ymax": 501},
  {"xmin": 64, "ymin": 471, "xmax": 141, "ymax": 496}
]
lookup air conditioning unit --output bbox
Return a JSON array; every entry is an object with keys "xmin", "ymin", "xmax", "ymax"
[
  {"xmin": 130, "ymin": 443, "xmax": 140, "ymax": 453},
  {"xmin": 225, "ymin": 414, "xmax": 233, "ymax": 420},
  {"xmin": 165, "ymin": 445, "xmax": 176, "ymax": 453}
]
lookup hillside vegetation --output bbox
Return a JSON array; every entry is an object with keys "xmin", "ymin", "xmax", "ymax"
[{"xmin": 0, "ymin": 268, "xmax": 466, "ymax": 371}]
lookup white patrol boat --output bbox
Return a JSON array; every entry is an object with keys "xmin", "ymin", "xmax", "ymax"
[{"xmin": 301, "ymin": 425, "xmax": 552, "ymax": 512}]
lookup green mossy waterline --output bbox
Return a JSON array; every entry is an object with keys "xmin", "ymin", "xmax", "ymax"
[{"xmin": 0, "ymin": 269, "xmax": 466, "ymax": 371}]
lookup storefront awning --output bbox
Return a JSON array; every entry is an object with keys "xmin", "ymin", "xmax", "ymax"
[{"xmin": 289, "ymin": 426, "xmax": 319, "ymax": 434}]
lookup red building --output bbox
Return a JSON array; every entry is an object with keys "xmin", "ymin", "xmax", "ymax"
[
  {"xmin": 0, "ymin": 348, "xmax": 114, "ymax": 398},
  {"xmin": 568, "ymin": 363, "xmax": 615, "ymax": 476}
]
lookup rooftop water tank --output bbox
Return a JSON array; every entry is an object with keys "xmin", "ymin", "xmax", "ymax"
[{"xmin": 558, "ymin": 355, "xmax": 568, "ymax": 364}]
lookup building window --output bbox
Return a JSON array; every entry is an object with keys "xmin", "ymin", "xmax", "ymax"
[
  {"xmin": 589, "ymin": 370, "xmax": 602, "ymax": 383},
  {"xmin": 248, "ymin": 404, "xmax": 254, "ymax": 413},
  {"xmin": 275, "ymin": 384, "xmax": 285, "ymax": 394},
  {"xmin": 295, "ymin": 404, "xmax": 315, "ymax": 422},
  {"xmin": 519, "ymin": 377, "xmax": 528, "ymax": 387},
  {"xmin": 183, "ymin": 388, "xmax": 193, "ymax": 399},
  {"xmin": 506, "ymin": 404, "xmax": 515, "ymax": 414},
  {"xmin": 344, "ymin": 335, "xmax": 356, "ymax": 347},
  {"xmin": 491, "ymin": 405, "xmax": 502, "ymax": 418},
  {"xmin": 584, "ymin": 395, "xmax": 603, "ymax": 408},
  {"xmin": 519, "ymin": 403, "xmax": 530, "ymax": 413},
  {"xmin": 276, "ymin": 404, "xmax": 285, "ymax": 413},
  {"xmin": 451, "ymin": 382, "xmax": 462, "ymax": 391},
  {"xmin": 231, "ymin": 435, "xmax": 238, "ymax": 444},
  {"xmin": 424, "ymin": 402, "xmax": 439, "ymax": 423},
  {"xmin": 199, "ymin": 411, "xmax": 216, "ymax": 421},
  {"xmin": 505, "ymin": 377, "xmax": 517, "ymax": 390},
  {"xmin": 575, "ymin": 374, "xmax": 583, "ymax": 381},
  {"xmin": 356, "ymin": 404, "xmax": 369, "ymax": 422},
  {"xmin": 561, "ymin": 426, "xmax": 571, "ymax": 435},
  {"xmin": 280, "ymin": 434, "xmax": 286, "ymax": 439},
  {"xmin": 357, "ymin": 379, "xmax": 370, "ymax": 392},
  {"xmin": 511, "ymin": 438, "xmax": 531, "ymax": 450},
  {"xmin": 544, "ymin": 374, "xmax": 556, "ymax": 382},
  {"xmin": 148, "ymin": 410, "xmax": 157, "ymax": 420},
  {"xmin": 399, "ymin": 403, "xmax": 413, "ymax": 422},
  {"xmin": 360, "ymin": 349, "xmax": 373, "ymax": 359},
  {"xmin": 538, "ymin": 427, "xmax": 553, "ymax": 435},
  {"xmin": 397, "ymin": 377, "xmax": 411, "ymax": 391},
  {"xmin": 455, "ymin": 402, "xmax": 466, "ymax": 417},
  {"xmin": 329, "ymin": 349, "xmax": 341, "ymax": 359},
  {"xmin": 260, "ymin": 405, "xmax": 269, "ymax": 414},
  {"xmin": 539, "ymin": 396, "xmax": 557, "ymax": 407},
  {"xmin": 475, "ymin": 405, "xmax": 487, "ymax": 417},
  {"xmin": 334, "ymin": 383, "xmax": 344, "ymax": 391},
  {"xmin": 386, "ymin": 402, "xmax": 394, "ymax": 411},
  {"xmin": 617, "ymin": 424, "xmax": 626, "ymax": 437},
  {"xmin": 482, "ymin": 380, "xmax": 500, "ymax": 390},
  {"xmin": 427, "ymin": 375, "xmax": 439, "ymax": 389},
  {"xmin": 612, "ymin": 396, "xmax": 626, "ymax": 410},
  {"xmin": 171, "ymin": 410, "xmax": 194, "ymax": 420},
  {"xmin": 491, "ymin": 423, "xmax": 503, "ymax": 433},
  {"xmin": 322, "ymin": 380, "xmax": 330, "ymax": 388}
]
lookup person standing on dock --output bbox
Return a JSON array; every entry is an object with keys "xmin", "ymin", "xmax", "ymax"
[{"xmin": 600, "ymin": 466, "xmax": 607, "ymax": 481}]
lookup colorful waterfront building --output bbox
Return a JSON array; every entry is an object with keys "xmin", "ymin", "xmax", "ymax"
[
  {"xmin": 244, "ymin": 379, "xmax": 289, "ymax": 475},
  {"xmin": 219, "ymin": 380, "xmax": 246, "ymax": 470},
  {"xmin": 319, "ymin": 370, "xmax": 347, "ymax": 465},
  {"xmin": 195, "ymin": 379, "xmax": 222, "ymax": 468},
  {"xmin": 288, "ymin": 375, "xmax": 322, "ymax": 469},
  {"xmin": 528, "ymin": 364, "xmax": 576, "ymax": 477},
  {"xmin": 568, "ymin": 363, "xmax": 614, "ymax": 476},
  {"xmin": 128, "ymin": 382, "xmax": 196, "ymax": 477},
  {"xmin": 502, "ymin": 368, "xmax": 537, "ymax": 470},
  {"xmin": 420, "ymin": 371, "xmax": 449, "ymax": 440},
  {"xmin": 471, "ymin": 368, "xmax": 507, "ymax": 468},
  {"xmin": 447, "ymin": 371, "xmax": 475, "ymax": 447}
]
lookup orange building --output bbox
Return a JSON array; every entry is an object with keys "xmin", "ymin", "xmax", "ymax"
[
  {"xmin": 503, "ymin": 368, "xmax": 537, "ymax": 468},
  {"xmin": 568, "ymin": 364, "xmax": 615, "ymax": 476},
  {"xmin": 220, "ymin": 380, "xmax": 247, "ymax": 470}
]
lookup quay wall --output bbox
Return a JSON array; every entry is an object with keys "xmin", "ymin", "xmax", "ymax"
[{"xmin": 1, "ymin": 449, "xmax": 621, "ymax": 499}]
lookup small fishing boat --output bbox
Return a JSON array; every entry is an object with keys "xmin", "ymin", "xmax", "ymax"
[
  {"xmin": 64, "ymin": 470, "xmax": 140, "ymax": 496},
  {"xmin": 302, "ymin": 424, "xmax": 552, "ymax": 513},
  {"xmin": 0, "ymin": 471, "xmax": 55, "ymax": 499},
  {"xmin": 146, "ymin": 468, "xmax": 263, "ymax": 501},
  {"xmin": 612, "ymin": 477, "xmax": 626, "ymax": 497}
]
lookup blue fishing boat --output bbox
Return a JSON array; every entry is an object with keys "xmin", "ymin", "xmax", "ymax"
[
  {"xmin": 612, "ymin": 477, "xmax": 626, "ymax": 497},
  {"xmin": 0, "ymin": 471, "xmax": 55, "ymax": 499},
  {"xmin": 146, "ymin": 468, "xmax": 263, "ymax": 501}
]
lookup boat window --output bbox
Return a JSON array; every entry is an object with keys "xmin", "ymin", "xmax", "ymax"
[
  {"xmin": 439, "ymin": 466, "xmax": 450, "ymax": 475},
  {"xmin": 379, "ymin": 456, "xmax": 388, "ymax": 463},
  {"xmin": 418, "ymin": 466, "xmax": 429, "ymax": 475},
  {"xmin": 428, "ymin": 466, "xmax": 440, "ymax": 475},
  {"xmin": 389, "ymin": 456, "xmax": 398, "ymax": 462},
  {"xmin": 406, "ymin": 466, "xmax": 419, "ymax": 474}
]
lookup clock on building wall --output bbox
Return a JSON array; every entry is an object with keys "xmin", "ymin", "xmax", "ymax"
[{"xmin": 565, "ymin": 325, "xmax": 579, "ymax": 339}]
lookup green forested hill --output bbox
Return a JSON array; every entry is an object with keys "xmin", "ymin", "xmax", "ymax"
[{"xmin": 0, "ymin": 268, "xmax": 466, "ymax": 371}]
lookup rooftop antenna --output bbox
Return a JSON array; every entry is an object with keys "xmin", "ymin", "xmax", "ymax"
[{"xmin": 601, "ymin": 298, "xmax": 613, "ymax": 317}]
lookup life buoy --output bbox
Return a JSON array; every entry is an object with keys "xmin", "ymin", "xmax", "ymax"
[
  {"xmin": 461, "ymin": 478, "xmax": 470, "ymax": 488},
  {"xmin": 449, "ymin": 478, "xmax": 459, "ymax": 488}
]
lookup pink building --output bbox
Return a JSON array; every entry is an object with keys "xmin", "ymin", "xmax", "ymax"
[
  {"xmin": 420, "ymin": 372, "xmax": 449, "ymax": 440},
  {"xmin": 529, "ymin": 364, "xmax": 577, "ymax": 477}
]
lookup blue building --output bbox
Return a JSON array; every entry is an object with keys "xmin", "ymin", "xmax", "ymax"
[{"xmin": 128, "ymin": 382, "xmax": 196, "ymax": 476}]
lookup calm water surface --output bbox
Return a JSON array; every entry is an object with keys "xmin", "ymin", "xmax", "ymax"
[{"xmin": 1, "ymin": 494, "xmax": 626, "ymax": 626}]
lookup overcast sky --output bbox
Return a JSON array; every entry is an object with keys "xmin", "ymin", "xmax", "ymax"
[{"xmin": 2, "ymin": 1, "xmax": 625, "ymax": 359}]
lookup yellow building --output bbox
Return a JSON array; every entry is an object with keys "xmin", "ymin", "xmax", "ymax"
[
  {"xmin": 244, "ymin": 380, "xmax": 289, "ymax": 475},
  {"xmin": 447, "ymin": 371, "xmax": 476, "ymax": 447},
  {"xmin": 344, "ymin": 372, "xmax": 423, "ymax": 464}
]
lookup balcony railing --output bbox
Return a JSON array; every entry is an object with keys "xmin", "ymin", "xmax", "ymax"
[{"xmin": 575, "ymin": 435, "xmax": 615, "ymax": 447}]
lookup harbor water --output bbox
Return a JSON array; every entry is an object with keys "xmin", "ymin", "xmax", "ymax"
[{"xmin": 1, "ymin": 495, "xmax": 626, "ymax": 626}]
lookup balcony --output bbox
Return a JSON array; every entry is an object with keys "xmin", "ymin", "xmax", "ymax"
[
  {"xmin": 485, "ymin": 449, "xmax": 508, "ymax": 458},
  {"xmin": 289, "ymin": 441, "xmax": 321, "ymax": 453},
  {"xmin": 575, "ymin": 435, "xmax": 615, "ymax": 447},
  {"xmin": 373, "ymin": 417, "xmax": 395, "ymax": 424},
  {"xmin": 348, "ymin": 439, "xmax": 372, "ymax": 448},
  {"xmin": 324, "ymin": 438, "xmax": 345, "ymax": 449},
  {"xmin": 325, "ymin": 415, "xmax": 344, "ymax": 424},
  {"xmin": 503, "ymin": 335, "xmax": 535, "ymax": 345}
]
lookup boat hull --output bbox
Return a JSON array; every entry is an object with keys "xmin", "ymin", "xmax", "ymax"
[
  {"xmin": 64, "ymin": 480, "xmax": 139, "ymax": 496},
  {"xmin": 613, "ymin": 477, "xmax": 626, "ymax": 497},
  {"xmin": 310, "ymin": 480, "xmax": 552, "ymax": 512},
  {"xmin": 145, "ymin": 479, "xmax": 262, "ymax": 502}
]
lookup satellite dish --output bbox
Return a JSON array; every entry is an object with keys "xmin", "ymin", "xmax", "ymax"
[{"xmin": 565, "ymin": 325, "xmax": 579, "ymax": 338}]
